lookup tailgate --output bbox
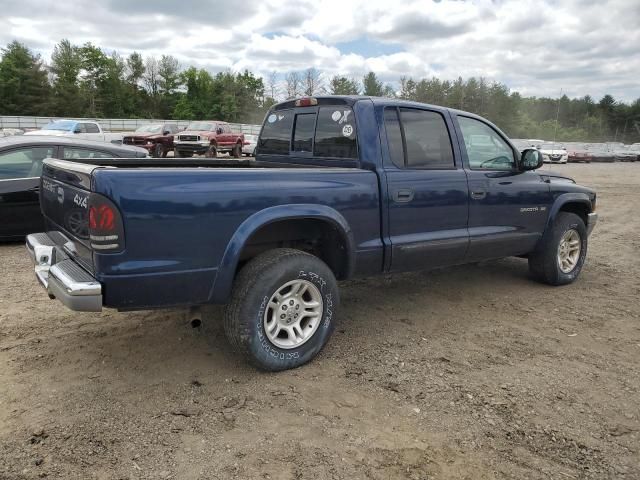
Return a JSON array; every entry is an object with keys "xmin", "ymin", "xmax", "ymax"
[{"xmin": 40, "ymin": 159, "xmax": 99, "ymax": 272}]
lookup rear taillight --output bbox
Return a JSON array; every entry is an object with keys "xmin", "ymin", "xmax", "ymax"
[{"xmin": 88, "ymin": 193, "xmax": 124, "ymax": 252}]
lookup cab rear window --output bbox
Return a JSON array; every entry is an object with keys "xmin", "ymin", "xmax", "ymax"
[
  {"xmin": 258, "ymin": 112, "xmax": 293, "ymax": 155},
  {"xmin": 314, "ymin": 107, "xmax": 357, "ymax": 159},
  {"xmin": 258, "ymin": 106, "xmax": 358, "ymax": 160}
]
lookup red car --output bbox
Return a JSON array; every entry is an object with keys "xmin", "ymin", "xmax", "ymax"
[
  {"xmin": 173, "ymin": 121, "xmax": 244, "ymax": 158},
  {"xmin": 567, "ymin": 149, "xmax": 592, "ymax": 163},
  {"xmin": 122, "ymin": 123, "xmax": 180, "ymax": 158}
]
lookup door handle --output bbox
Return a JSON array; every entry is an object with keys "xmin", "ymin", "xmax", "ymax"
[
  {"xmin": 470, "ymin": 190, "xmax": 487, "ymax": 200},
  {"xmin": 393, "ymin": 189, "xmax": 414, "ymax": 203}
]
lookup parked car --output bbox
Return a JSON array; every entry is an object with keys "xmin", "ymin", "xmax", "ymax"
[
  {"xmin": 123, "ymin": 123, "xmax": 180, "ymax": 158},
  {"xmin": 173, "ymin": 121, "xmax": 244, "ymax": 158},
  {"xmin": 242, "ymin": 134, "xmax": 258, "ymax": 156},
  {"xmin": 1, "ymin": 128, "xmax": 24, "ymax": 137},
  {"xmin": 24, "ymin": 120, "xmax": 123, "ymax": 144},
  {"xmin": 614, "ymin": 146, "xmax": 638, "ymax": 162},
  {"xmin": 26, "ymin": 96, "xmax": 597, "ymax": 371},
  {"xmin": 588, "ymin": 146, "xmax": 616, "ymax": 162},
  {"xmin": 0, "ymin": 136, "xmax": 147, "ymax": 240},
  {"xmin": 538, "ymin": 143, "xmax": 568, "ymax": 163},
  {"xmin": 567, "ymin": 149, "xmax": 592, "ymax": 163}
]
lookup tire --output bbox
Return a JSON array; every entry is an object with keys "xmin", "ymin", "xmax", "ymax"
[
  {"xmin": 205, "ymin": 144, "xmax": 217, "ymax": 158},
  {"xmin": 528, "ymin": 212, "xmax": 587, "ymax": 286},
  {"xmin": 153, "ymin": 143, "xmax": 164, "ymax": 158},
  {"xmin": 232, "ymin": 143, "xmax": 241, "ymax": 158},
  {"xmin": 223, "ymin": 248, "xmax": 339, "ymax": 371}
]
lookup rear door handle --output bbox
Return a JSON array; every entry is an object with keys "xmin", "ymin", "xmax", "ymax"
[
  {"xmin": 471, "ymin": 190, "xmax": 487, "ymax": 200},
  {"xmin": 393, "ymin": 189, "xmax": 415, "ymax": 203}
]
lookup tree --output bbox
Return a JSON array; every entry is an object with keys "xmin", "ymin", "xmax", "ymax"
[
  {"xmin": 285, "ymin": 72, "xmax": 302, "ymax": 99},
  {"xmin": 303, "ymin": 67, "xmax": 324, "ymax": 96},
  {"xmin": 399, "ymin": 76, "xmax": 416, "ymax": 99},
  {"xmin": 78, "ymin": 43, "xmax": 112, "ymax": 117},
  {"xmin": 266, "ymin": 70, "xmax": 280, "ymax": 103},
  {"xmin": 362, "ymin": 71, "xmax": 383, "ymax": 96},
  {"xmin": 330, "ymin": 76, "xmax": 360, "ymax": 95},
  {"xmin": 124, "ymin": 52, "xmax": 147, "ymax": 116},
  {"xmin": 50, "ymin": 39, "xmax": 83, "ymax": 116},
  {"xmin": 0, "ymin": 41, "xmax": 51, "ymax": 115}
]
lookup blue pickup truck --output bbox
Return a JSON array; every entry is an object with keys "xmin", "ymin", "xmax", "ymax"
[{"xmin": 26, "ymin": 96, "xmax": 597, "ymax": 371}]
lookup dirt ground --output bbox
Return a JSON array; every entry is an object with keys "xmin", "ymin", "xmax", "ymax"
[{"xmin": 1, "ymin": 163, "xmax": 639, "ymax": 480}]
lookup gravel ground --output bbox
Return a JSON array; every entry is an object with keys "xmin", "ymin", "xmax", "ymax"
[{"xmin": 1, "ymin": 163, "xmax": 639, "ymax": 479}]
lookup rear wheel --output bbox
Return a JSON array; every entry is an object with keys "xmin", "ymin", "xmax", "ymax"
[
  {"xmin": 223, "ymin": 249, "xmax": 339, "ymax": 371},
  {"xmin": 528, "ymin": 212, "xmax": 587, "ymax": 285}
]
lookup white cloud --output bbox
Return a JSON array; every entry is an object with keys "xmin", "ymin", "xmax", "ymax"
[{"xmin": 0, "ymin": 0, "xmax": 638, "ymax": 101}]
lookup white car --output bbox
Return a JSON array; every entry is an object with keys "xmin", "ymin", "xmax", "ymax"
[
  {"xmin": 24, "ymin": 120, "xmax": 123, "ymax": 144},
  {"xmin": 242, "ymin": 134, "xmax": 257, "ymax": 156},
  {"xmin": 538, "ymin": 143, "xmax": 568, "ymax": 164},
  {"xmin": 1, "ymin": 128, "xmax": 24, "ymax": 137}
]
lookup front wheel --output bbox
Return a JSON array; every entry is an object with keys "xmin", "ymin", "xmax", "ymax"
[
  {"xmin": 223, "ymin": 249, "xmax": 339, "ymax": 371},
  {"xmin": 205, "ymin": 145, "xmax": 217, "ymax": 158},
  {"xmin": 528, "ymin": 212, "xmax": 587, "ymax": 285},
  {"xmin": 232, "ymin": 143, "xmax": 242, "ymax": 158}
]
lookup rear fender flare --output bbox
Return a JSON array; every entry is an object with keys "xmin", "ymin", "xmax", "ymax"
[{"xmin": 209, "ymin": 204, "xmax": 356, "ymax": 303}]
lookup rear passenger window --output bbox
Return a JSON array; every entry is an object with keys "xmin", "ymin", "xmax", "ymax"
[
  {"xmin": 400, "ymin": 109, "xmax": 454, "ymax": 169},
  {"xmin": 84, "ymin": 123, "xmax": 100, "ymax": 133},
  {"xmin": 258, "ymin": 111, "xmax": 293, "ymax": 155},
  {"xmin": 314, "ymin": 107, "xmax": 357, "ymax": 159},
  {"xmin": 384, "ymin": 107, "xmax": 454, "ymax": 169},
  {"xmin": 384, "ymin": 108, "xmax": 404, "ymax": 167},
  {"xmin": 293, "ymin": 114, "xmax": 315, "ymax": 153}
]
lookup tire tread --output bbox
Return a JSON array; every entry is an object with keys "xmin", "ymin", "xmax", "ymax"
[{"xmin": 223, "ymin": 248, "xmax": 320, "ymax": 369}]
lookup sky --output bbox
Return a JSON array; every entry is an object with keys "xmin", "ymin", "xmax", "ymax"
[{"xmin": 1, "ymin": 0, "xmax": 639, "ymax": 102}]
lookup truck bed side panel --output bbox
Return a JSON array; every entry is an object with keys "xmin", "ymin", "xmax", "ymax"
[{"xmin": 91, "ymin": 167, "xmax": 382, "ymax": 309}]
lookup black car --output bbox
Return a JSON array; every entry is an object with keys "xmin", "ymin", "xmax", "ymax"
[{"xmin": 0, "ymin": 136, "xmax": 148, "ymax": 240}]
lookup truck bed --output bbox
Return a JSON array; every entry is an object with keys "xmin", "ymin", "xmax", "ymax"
[{"xmin": 38, "ymin": 157, "xmax": 382, "ymax": 309}]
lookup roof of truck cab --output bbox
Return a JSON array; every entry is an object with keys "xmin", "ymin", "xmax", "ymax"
[{"xmin": 272, "ymin": 95, "xmax": 485, "ymax": 120}]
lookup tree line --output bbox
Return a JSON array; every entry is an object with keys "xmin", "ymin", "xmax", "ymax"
[{"xmin": 1, "ymin": 39, "xmax": 639, "ymax": 143}]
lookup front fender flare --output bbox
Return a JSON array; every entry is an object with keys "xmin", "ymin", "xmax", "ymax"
[
  {"xmin": 209, "ymin": 204, "xmax": 356, "ymax": 303},
  {"xmin": 544, "ymin": 192, "xmax": 592, "ymax": 236}
]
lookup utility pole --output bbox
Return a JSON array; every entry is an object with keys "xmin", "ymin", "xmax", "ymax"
[{"xmin": 553, "ymin": 88, "xmax": 562, "ymax": 143}]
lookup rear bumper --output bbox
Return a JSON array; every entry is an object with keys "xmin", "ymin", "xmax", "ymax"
[
  {"xmin": 586, "ymin": 212, "xmax": 598, "ymax": 236},
  {"xmin": 26, "ymin": 233, "xmax": 103, "ymax": 312}
]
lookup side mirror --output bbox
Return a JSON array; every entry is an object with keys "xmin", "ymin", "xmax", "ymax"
[
  {"xmin": 521, "ymin": 148, "xmax": 543, "ymax": 170},
  {"xmin": 216, "ymin": 127, "xmax": 224, "ymax": 135},
  {"xmin": 73, "ymin": 127, "xmax": 82, "ymax": 134},
  {"xmin": 163, "ymin": 130, "xmax": 170, "ymax": 135}
]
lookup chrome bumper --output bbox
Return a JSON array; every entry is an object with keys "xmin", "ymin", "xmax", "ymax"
[
  {"xmin": 586, "ymin": 212, "xmax": 598, "ymax": 236},
  {"xmin": 26, "ymin": 233, "xmax": 103, "ymax": 312}
]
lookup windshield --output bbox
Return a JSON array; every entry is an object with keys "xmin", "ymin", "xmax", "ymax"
[
  {"xmin": 186, "ymin": 122, "xmax": 214, "ymax": 131},
  {"xmin": 135, "ymin": 124, "xmax": 163, "ymax": 134},
  {"xmin": 42, "ymin": 120, "xmax": 76, "ymax": 131}
]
